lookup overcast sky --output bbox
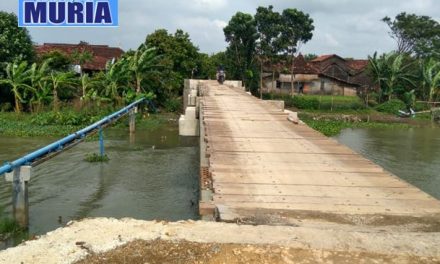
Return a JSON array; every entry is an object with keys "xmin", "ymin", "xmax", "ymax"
[{"xmin": 1, "ymin": 0, "xmax": 439, "ymax": 58}]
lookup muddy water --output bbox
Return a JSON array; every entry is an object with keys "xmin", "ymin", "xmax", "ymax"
[
  {"xmin": 0, "ymin": 123, "xmax": 199, "ymax": 240},
  {"xmin": 336, "ymin": 126, "xmax": 440, "ymax": 200}
]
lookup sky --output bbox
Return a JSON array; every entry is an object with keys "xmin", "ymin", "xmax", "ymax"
[{"xmin": 1, "ymin": 0, "xmax": 439, "ymax": 58}]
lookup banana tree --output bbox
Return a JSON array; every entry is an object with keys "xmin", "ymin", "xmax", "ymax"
[
  {"xmin": 0, "ymin": 61, "xmax": 32, "ymax": 113},
  {"xmin": 368, "ymin": 52, "xmax": 415, "ymax": 101},
  {"xmin": 127, "ymin": 44, "xmax": 160, "ymax": 94},
  {"xmin": 48, "ymin": 71, "xmax": 77, "ymax": 111},
  {"xmin": 383, "ymin": 53, "xmax": 415, "ymax": 101},
  {"xmin": 28, "ymin": 60, "xmax": 51, "ymax": 112},
  {"xmin": 420, "ymin": 59, "xmax": 440, "ymax": 103},
  {"xmin": 102, "ymin": 59, "xmax": 130, "ymax": 105}
]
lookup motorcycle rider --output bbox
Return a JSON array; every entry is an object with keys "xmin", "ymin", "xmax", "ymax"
[{"xmin": 216, "ymin": 65, "xmax": 226, "ymax": 84}]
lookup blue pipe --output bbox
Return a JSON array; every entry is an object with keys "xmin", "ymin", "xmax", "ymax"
[{"xmin": 0, "ymin": 98, "xmax": 145, "ymax": 175}]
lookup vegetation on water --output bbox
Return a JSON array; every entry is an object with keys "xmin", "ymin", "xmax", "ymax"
[
  {"xmin": 299, "ymin": 113, "xmax": 411, "ymax": 137},
  {"xmin": 0, "ymin": 110, "xmax": 174, "ymax": 137},
  {"xmin": 84, "ymin": 153, "xmax": 110, "ymax": 163}
]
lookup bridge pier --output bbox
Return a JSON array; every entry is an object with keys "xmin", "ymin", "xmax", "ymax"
[{"xmin": 5, "ymin": 166, "xmax": 31, "ymax": 229}]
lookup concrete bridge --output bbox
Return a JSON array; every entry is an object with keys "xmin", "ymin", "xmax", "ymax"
[{"xmin": 181, "ymin": 80, "xmax": 440, "ymax": 228}]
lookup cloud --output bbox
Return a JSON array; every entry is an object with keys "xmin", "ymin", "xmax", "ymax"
[
  {"xmin": 191, "ymin": 0, "xmax": 228, "ymax": 11},
  {"xmin": 0, "ymin": 0, "xmax": 439, "ymax": 58},
  {"xmin": 324, "ymin": 33, "xmax": 340, "ymax": 47}
]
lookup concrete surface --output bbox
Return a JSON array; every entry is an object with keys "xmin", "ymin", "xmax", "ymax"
[{"xmin": 1, "ymin": 218, "xmax": 439, "ymax": 264}]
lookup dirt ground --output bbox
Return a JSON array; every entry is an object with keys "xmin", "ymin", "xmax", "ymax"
[
  {"xmin": 1, "ymin": 218, "xmax": 440, "ymax": 264},
  {"xmin": 76, "ymin": 239, "xmax": 438, "ymax": 264}
]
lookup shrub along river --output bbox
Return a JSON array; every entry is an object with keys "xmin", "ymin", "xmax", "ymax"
[{"xmin": 0, "ymin": 123, "xmax": 199, "ymax": 246}]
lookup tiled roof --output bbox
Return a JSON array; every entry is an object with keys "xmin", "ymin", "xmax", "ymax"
[
  {"xmin": 310, "ymin": 54, "xmax": 337, "ymax": 62},
  {"xmin": 346, "ymin": 59, "xmax": 369, "ymax": 71},
  {"xmin": 35, "ymin": 43, "xmax": 124, "ymax": 71}
]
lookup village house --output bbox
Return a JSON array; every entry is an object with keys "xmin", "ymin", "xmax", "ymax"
[
  {"xmin": 35, "ymin": 42, "xmax": 124, "ymax": 74},
  {"xmin": 263, "ymin": 54, "xmax": 371, "ymax": 96}
]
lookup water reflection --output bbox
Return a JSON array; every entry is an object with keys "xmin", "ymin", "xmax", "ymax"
[
  {"xmin": 336, "ymin": 127, "xmax": 440, "ymax": 199},
  {"xmin": 0, "ymin": 124, "xmax": 199, "ymax": 241}
]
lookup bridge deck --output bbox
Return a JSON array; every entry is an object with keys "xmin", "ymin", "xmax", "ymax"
[{"xmin": 201, "ymin": 82, "xmax": 440, "ymax": 223}]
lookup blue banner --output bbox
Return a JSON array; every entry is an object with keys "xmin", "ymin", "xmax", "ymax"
[{"xmin": 18, "ymin": 0, "xmax": 119, "ymax": 27}]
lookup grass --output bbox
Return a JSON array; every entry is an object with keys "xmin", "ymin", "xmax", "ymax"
[
  {"xmin": 299, "ymin": 113, "xmax": 412, "ymax": 137},
  {"xmin": 0, "ymin": 110, "xmax": 177, "ymax": 138},
  {"xmin": 84, "ymin": 153, "xmax": 110, "ymax": 163},
  {"xmin": 0, "ymin": 214, "xmax": 25, "ymax": 241}
]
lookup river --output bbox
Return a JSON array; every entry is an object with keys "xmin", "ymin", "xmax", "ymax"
[
  {"xmin": 335, "ymin": 126, "xmax": 440, "ymax": 200},
  {"xmin": 0, "ymin": 123, "xmax": 199, "ymax": 244}
]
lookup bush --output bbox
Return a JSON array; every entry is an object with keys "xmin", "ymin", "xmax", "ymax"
[
  {"xmin": 375, "ymin": 99, "xmax": 406, "ymax": 114},
  {"xmin": 0, "ymin": 103, "xmax": 12, "ymax": 112},
  {"xmin": 263, "ymin": 93, "xmax": 365, "ymax": 111},
  {"xmin": 163, "ymin": 97, "xmax": 182, "ymax": 112},
  {"xmin": 292, "ymin": 96, "xmax": 320, "ymax": 109}
]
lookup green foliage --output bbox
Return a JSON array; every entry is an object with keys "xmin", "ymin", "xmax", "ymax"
[
  {"xmin": 375, "ymin": 99, "xmax": 407, "ymax": 114},
  {"xmin": 145, "ymin": 29, "xmax": 200, "ymax": 100},
  {"xmin": 0, "ymin": 217, "xmax": 23, "ymax": 239},
  {"xmin": 300, "ymin": 114, "xmax": 410, "ymax": 137},
  {"xmin": 383, "ymin": 12, "xmax": 440, "ymax": 58},
  {"xmin": 84, "ymin": 153, "xmax": 109, "ymax": 163},
  {"xmin": 263, "ymin": 93, "xmax": 365, "ymax": 111},
  {"xmin": 292, "ymin": 96, "xmax": 320, "ymax": 109},
  {"xmin": 163, "ymin": 97, "xmax": 182, "ymax": 112},
  {"xmin": 368, "ymin": 52, "xmax": 416, "ymax": 101},
  {"xmin": 0, "ymin": 12, "xmax": 35, "ymax": 63},
  {"xmin": 278, "ymin": 8, "xmax": 314, "ymax": 55},
  {"xmin": 38, "ymin": 51, "xmax": 72, "ymax": 71},
  {"xmin": 224, "ymin": 12, "xmax": 258, "ymax": 88},
  {"xmin": 0, "ymin": 61, "xmax": 32, "ymax": 113}
]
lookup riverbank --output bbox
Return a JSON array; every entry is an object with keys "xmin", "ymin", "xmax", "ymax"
[
  {"xmin": 0, "ymin": 111, "xmax": 179, "ymax": 137},
  {"xmin": 0, "ymin": 218, "xmax": 438, "ymax": 264},
  {"xmin": 297, "ymin": 110, "xmax": 434, "ymax": 136}
]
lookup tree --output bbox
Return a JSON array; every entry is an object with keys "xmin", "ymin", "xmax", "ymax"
[
  {"xmin": 383, "ymin": 13, "xmax": 440, "ymax": 58},
  {"xmin": 304, "ymin": 54, "xmax": 318, "ymax": 61},
  {"xmin": 278, "ymin": 9, "xmax": 314, "ymax": 94},
  {"xmin": 145, "ymin": 29, "xmax": 200, "ymax": 99},
  {"xmin": 0, "ymin": 61, "xmax": 32, "ymax": 113},
  {"xmin": 0, "ymin": 12, "xmax": 35, "ymax": 63},
  {"xmin": 49, "ymin": 71, "xmax": 77, "ymax": 111},
  {"xmin": 38, "ymin": 51, "xmax": 72, "ymax": 71},
  {"xmin": 29, "ymin": 60, "xmax": 51, "ymax": 112},
  {"xmin": 71, "ymin": 49, "xmax": 93, "ymax": 76},
  {"xmin": 368, "ymin": 52, "xmax": 415, "ymax": 101},
  {"xmin": 127, "ymin": 44, "xmax": 159, "ymax": 94},
  {"xmin": 255, "ymin": 5, "xmax": 282, "ymax": 96},
  {"xmin": 419, "ymin": 59, "xmax": 440, "ymax": 103},
  {"xmin": 224, "ymin": 12, "xmax": 258, "ymax": 90}
]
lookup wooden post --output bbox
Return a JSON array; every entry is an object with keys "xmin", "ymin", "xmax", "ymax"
[
  {"xmin": 129, "ymin": 109, "xmax": 136, "ymax": 134},
  {"xmin": 5, "ymin": 166, "xmax": 31, "ymax": 229}
]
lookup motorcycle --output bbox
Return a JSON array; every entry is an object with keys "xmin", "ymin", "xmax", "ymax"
[{"xmin": 217, "ymin": 70, "xmax": 225, "ymax": 84}]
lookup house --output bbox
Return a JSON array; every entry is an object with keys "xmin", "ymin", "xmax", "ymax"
[
  {"xmin": 35, "ymin": 42, "xmax": 124, "ymax": 74},
  {"xmin": 263, "ymin": 54, "xmax": 372, "ymax": 96}
]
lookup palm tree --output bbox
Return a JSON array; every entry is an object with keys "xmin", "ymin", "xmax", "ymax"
[
  {"xmin": 0, "ymin": 61, "xmax": 32, "ymax": 113},
  {"xmin": 127, "ymin": 44, "xmax": 160, "ymax": 94},
  {"xmin": 49, "ymin": 71, "xmax": 77, "ymax": 111}
]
